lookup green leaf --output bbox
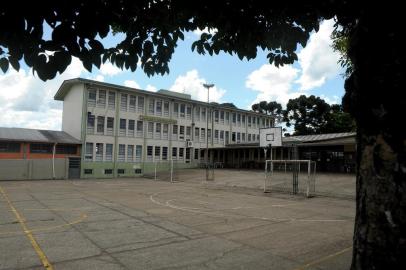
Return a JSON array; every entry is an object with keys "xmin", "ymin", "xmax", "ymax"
[{"xmin": 0, "ymin": 58, "xmax": 9, "ymax": 73}]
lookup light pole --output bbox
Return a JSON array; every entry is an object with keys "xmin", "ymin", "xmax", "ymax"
[{"xmin": 203, "ymin": 83, "xmax": 214, "ymax": 180}]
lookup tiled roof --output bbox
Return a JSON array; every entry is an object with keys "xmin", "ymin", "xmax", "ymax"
[{"xmin": 0, "ymin": 127, "xmax": 81, "ymax": 144}]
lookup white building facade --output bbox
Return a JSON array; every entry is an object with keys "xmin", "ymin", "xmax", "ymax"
[{"xmin": 55, "ymin": 78, "xmax": 274, "ymax": 178}]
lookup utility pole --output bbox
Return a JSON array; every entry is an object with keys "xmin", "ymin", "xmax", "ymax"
[{"xmin": 203, "ymin": 83, "xmax": 214, "ymax": 180}]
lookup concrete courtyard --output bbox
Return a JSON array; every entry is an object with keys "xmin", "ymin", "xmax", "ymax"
[{"xmin": 0, "ymin": 174, "xmax": 355, "ymax": 270}]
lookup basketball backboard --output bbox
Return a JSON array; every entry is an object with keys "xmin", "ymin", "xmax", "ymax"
[{"xmin": 260, "ymin": 127, "xmax": 282, "ymax": 147}]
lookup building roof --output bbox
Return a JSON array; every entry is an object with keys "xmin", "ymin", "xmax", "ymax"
[
  {"xmin": 282, "ymin": 132, "xmax": 356, "ymax": 146},
  {"xmin": 54, "ymin": 78, "xmax": 273, "ymax": 117},
  {"xmin": 0, "ymin": 127, "xmax": 81, "ymax": 144}
]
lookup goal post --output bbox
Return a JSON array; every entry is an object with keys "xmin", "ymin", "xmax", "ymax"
[
  {"xmin": 264, "ymin": 159, "xmax": 316, "ymax": 197},
  {"xmin": 143, "ymin": 160, "xmax": 179, "ymax": 182}
]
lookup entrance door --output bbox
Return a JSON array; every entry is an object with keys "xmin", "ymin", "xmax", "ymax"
[{"xmin": 68, "ymin": 157, "xmax": 81, "ymax": 179}]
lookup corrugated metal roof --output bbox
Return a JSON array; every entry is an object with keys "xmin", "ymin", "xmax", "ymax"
[
  {"xmin": 0, "ymin": 127, "xmax": 81, "ymax": 144},
  {"xmin": 283, "ymin": 132, "xmax": 355, "ymax": 144}
]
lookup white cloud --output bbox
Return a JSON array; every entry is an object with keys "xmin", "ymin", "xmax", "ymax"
[
  {"xmin": 0, "ymin": 58, "xmax": 84, "ymax": 130},
  {"xmin": 145, "ymin": 84, "xmax": 157, "ymax": 92},
  {"xmin": 124, "ymin": 80, "xmax": 140, "ymax": 89},
  {"xmin": 170, "ymin": 70, "xmax": 225, "ymax": 102},
  {"xmin": 320, "ymin": 94, "xmax": 340, "ymax": 105},
  {"xmin": 193, "ymin": 27, "xmax": 218, "ymax": 36},
  {"xmin": 99, "ymin": 62, "xmax": 122, "ymax": 76},
  {"xmin": 296, "ymin": 19, "xmax": 341, "ymax": 90},
  {"xmin": 246, "ymin": 64, "xmax": 304, "ymax": 107}
]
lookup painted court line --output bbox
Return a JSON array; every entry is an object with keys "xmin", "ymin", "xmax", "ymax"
[
  {"xmin": 292, "ymin": 246, "xmax": 353, "ymax": 270},
  {"xmin": 0, "ymin": 185, "xmax": 53, "ymax": 270}
]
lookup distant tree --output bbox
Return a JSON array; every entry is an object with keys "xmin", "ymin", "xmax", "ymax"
[
  {"xmin": 220, "ymin": 102, "xmax": 237, "ymax": 108},
  {"xmin": 322, "ymin": 104, "xmax": 356, "ymax": 133},
  {"xmin": 252, "ymin": 100, "xmax": 283, "ymax": 124},
  {"xmin": 283, "ymin": 95, "xmax": 331, "ymax": 135}
]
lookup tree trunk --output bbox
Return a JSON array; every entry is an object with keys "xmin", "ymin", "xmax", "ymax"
[{"xmin": 345, "ymin": 8, "xmax": 406, "ymax": 270}]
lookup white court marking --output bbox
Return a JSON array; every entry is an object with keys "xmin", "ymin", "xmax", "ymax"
[{"xmin": 149, "ymin": 191, "xmax": 350, "ymax": 223}]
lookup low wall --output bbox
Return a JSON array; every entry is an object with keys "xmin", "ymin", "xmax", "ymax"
[{"xmin": 0, "ymin": 158, "xmax": 68, "ymax": 180}]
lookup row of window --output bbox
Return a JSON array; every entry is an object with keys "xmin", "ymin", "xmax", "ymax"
[
  {"xmin": 0, "ymin": 142, "xmax": 77, "ymax": 154},
  {"xmin": 86, "ymin": 113, "xmax": 259, "ymax": 144},
  {"xmin": 85, "ymin": 143, "xmax": 207, "ymax": 162},
  {"xmin": 87, "ymin": 89, "xmax": 272, "ymax": 128},
  {"xmin": 83, "ymin": 168, "xmax": 143, "ymax": 175}
]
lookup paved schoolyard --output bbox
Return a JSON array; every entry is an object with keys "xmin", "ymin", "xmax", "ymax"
[{"xmin": 0, "ymin": 177, "xmax": 355, "ymax": 270}]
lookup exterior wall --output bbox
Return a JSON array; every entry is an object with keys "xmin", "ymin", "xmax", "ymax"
[
  {"xmin": 62, "ymin": 83, "xmax": 84, "ymax": 140},
  {"xmin": 0, "ymin": 158, "xmax": 68, "ymax": 180},
  {"xmin": 0, "ymin": 142, "xmax": 80, "ymax": 160}
]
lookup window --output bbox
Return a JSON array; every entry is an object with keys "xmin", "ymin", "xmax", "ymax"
[
  {"xmin": 107, "ymin": 117, "xmax": 114, "ymax": 135},
  {"xmin": 137, "ymin": 96, "xmax": 144, "ymax": 113},
  {"xmin": 106, "ymin": 144, "xmax": 113, "ymax": 161},
  {"xmin": 127, "ymin": 145, "xmax": 134, "ymax": 162},
  {"xmin": 135, "ymin": 168, "xmax": 142, "ymax": 174},
  {"xmin": 0, "ymin": 142, "xmax": 20, "ymax": 153},
  {"xmin": 155, "ymin": 123, "xmax": 161, "ymax": 139},
  {"xmin": 172, "ymin": 125, "xmax": 178, "ymax": 140},
  {"xmin": 120, "ymin": 94, "xmax": 128, "ymax": 111},
  {"xmin": 87, "ymin": 113, "xmax": 95, "ymax": 133},
  {"xmin": 232, "ymin": 132, "xmax": 236, "ymax": 142},
  {"xmin": 119, "ymin": 119, "xmax": 126, "ymax": 136},
  {"xmin": 104, "ymin": 169, "xmax": 113, "ymax": 175},
  {"xmin": 220, "ymin": 111, "xmax": 224, "ymax": 123},
  {"xmin": 154, "ymin": 146, "xmax": 161, "ymax": 160},
  {"xmin": 56, "ymin": 145, "xmax": 77, "ymax": 154},
  {"xmin": 215, "ymin": 110, "xmax": 219, "ymax": 123},
  {"xmin": 225, "ymin": 112, "xmax": 229, "ymax": 124},
  {"xmin": 97, "ymin": 116, "xmax": 105, "ymax": 134},
  {"xmin": 85, "ymin": 143, "xmax": 93, "ymax": 161},
  {"xmin": 186, "ymin": 126, "xmax": 191, "ymax": 139},
  {"xmin": 179, "ymin": 148, "xmax": 184, "ymax": 158},
  {"xmin": 201, "ymin": 108, "xmax": 206, "ymax": 121},
  {"xmin": 242, "ymin": 133, "xmax": 246, "ymax": 142},
  {"xmin": 172, "ymin": 147, "xmax": 177, "ymax": 159},
  {"xmin": 257, "ymin": 134, "xmax": 260, "ymax": 141},
  {"xmin": 201, "ymin": 128, "xmax": 205, "ymax": 141},
  {"xmin": 97, "ymin": 90, "xmax": 106, "ymax": 108},
  {"xmin": 194, "ymin": 149, "xmax": 199, "ymax": 159},
  {"xmin": 129, "ymin": 95, "xmax": 136, "ymax": 112},
  {"xmin": 147, "ymin": 146, "xmax": 153, "ymax": 160},
  {"xmin": 162, "ymin": 147, "xmax": 168, "ymax": 160},
  {"xmin": 248, "ymin": 134, "xmax": 251, "ymax": 142},
  {"xmin": 147, "ymin": 122, "xmax": 153, "ymax": 138},
  {"xmin": 163, "ymin": 102, "xmax": 169, "ymax": 116},
  {"xmin": 179, "ymin": 126, "xmax": 185, "ymax": 140},
  {"xmin": 128, "ymin": 120, "xmax": 135, "ymax": 136},
  {"xmin": 88, "ymin": 90, "xmax": 96, "ymax": 107},
  {"xmin": 248, "ymin": 116, "xmax": 251, "ymax": 127},
  {"xmin": 156, "ymin": 100, "xmax": 162, "ymax": 115},
  {"xmin": 118, "ymin": 144, "xmax": 125, "ymax": 162},
  {"xmin": 173, "ymin": 103, "xmax": 179, "ymax": 117},
  {"xmin": 242, "ymin": 115, "xmax": 246, "ymax": 125},
  {"xmin": 225, "ymin": 131, "xmax": 229, "ymax": 143},
  {"xmin": 237, "ymin": 132, "xmax": 241, "ymax": 142},
  {"xmin": 163, "ymin": 124, "xmax": 169, "ymax": 139},
  {"xmin": 108, "ymin": 91, "xmax": 115, "ymax": 110},
  {"xmin": 136, "ymin": 121, "xmax": 143, "ymax": 137},
  {"xmin": 195, "ymin": 127, "xmax": 199, "ymax": 140},
  {"xmin": 96, "ymin": 143, "xmax": 103, "ymax": 161},
  {"xmin": 84, "ymin": 169, "xmax": 93, "ymax": 175},
  {"xmin": 237, "ymin": 114, "xmax": 241, "ymax": 125},
  {"xmin": 186, "ymin": 105, "xmax": 191, "ymax": 119},
  {"xmin": 220, "ymin": 131, "xmax": 224, "ymax": 140},
  {"xmin": 208, "ymin": 129, "xmax": 212, "ymax": 139},
  {"xmin": 135, "ymin": 145, "xmax": 142, "ymax": 161},
  {"xmin": 30, "ymin": 143, "xmax": 52, "ymax": 154},
  {"xmin": 232, "ymin": 113, "xmax": 236, "ymax": 124},
  {"xmin": 186, "ymin": 148, "xmax": 190, "ymax": 160},
  {"xmin": 214, "ymin": 130, "xmax": 219, "ymax": 139},
  {"xmin": 117, "ymin": 169, "xmax": 125, "ymax": 174},
  {"xmin": 195, "ymin": 107, "xmax": 200, "ymax": 121},
  {"xmin": 148, "ymin": 98, "xmax": 155, "ymax": 114},
  {"xmin": 180, "ymin": 104, "xmax": 185, "ymax": 117}
]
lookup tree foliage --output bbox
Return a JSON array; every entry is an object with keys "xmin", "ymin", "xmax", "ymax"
[
  {"xmin": 0, "ymin": 1, "xmax": 346, "ymax": 81},
  {"xmin": 283, "ymin": 95, "xmax": 355, "ymax": 135}
]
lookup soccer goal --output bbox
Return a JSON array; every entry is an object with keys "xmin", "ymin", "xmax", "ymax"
[
  {"xmin": 264, "ymin": 160, "xmax": 316, "ymax": 197},
  {"xmin": 143, "ymin": 160, "xmax": 180, "ymax": 182}
]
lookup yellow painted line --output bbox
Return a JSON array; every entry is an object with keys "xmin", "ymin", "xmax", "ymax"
[
  {"xmin": 0, "ymin": 213, "xmax": 87, "ymax": 236},
  {"xmin": 0, "ymin": 185, "xmax": 53, "ymax": 270},
  {"xmin": 292, "ymin": 246, "xmax": 353, "ymax": 270}
]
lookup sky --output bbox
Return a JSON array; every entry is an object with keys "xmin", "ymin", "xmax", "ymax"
[{"xmin": 0, "ymin": 19, "xmax": 344, "ymax": 131}]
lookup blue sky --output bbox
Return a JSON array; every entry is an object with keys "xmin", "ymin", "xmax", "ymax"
[{"xmin": 0, "ymin": 19, "xmax": 344, "ymax": 130}]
